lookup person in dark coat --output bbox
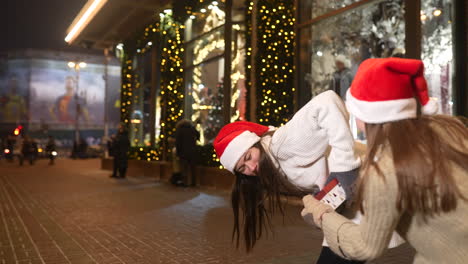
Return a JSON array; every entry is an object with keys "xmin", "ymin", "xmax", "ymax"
[
  {"xmin": 111, "ymin": 126, "xmax": 130, "ymax": 179},
  {"xmin": 107, "ymin": 134, "xmax": 116, "ymax": 158},
  {"xmin": 175, "ymin": 119, "xmax": 200, "ymax": 187},
  {"xmin": 20, "ymin": 136, "xmax": 36, "ymax": 166},
  {"xmin": 45, "ymin": 136, "xmax": 56, "ymax": 165}
]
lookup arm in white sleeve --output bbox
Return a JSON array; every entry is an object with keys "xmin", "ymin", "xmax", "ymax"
[{"xmin": 311, "ymin": 90, "xmax": 361, "ymax": 172}]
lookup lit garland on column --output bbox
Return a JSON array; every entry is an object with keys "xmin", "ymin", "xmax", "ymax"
[
  {"xmin": 158, "ymin": 13, "xmax": 185, "ymax": 158},
  {"xmin": 120, "ymin": 55, "xmax": 133, "ymax": 126},
  {"xmin": 119, "ymin": 1, "xmax": 231, "ymax": 166},
  {"xmin": 249, "ymin": 0, "xmax": 295, "ymax": 127}
]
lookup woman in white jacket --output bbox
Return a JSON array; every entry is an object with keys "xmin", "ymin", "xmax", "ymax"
[{"xmin": 213, "ymin": 90, "xmax": 364, "ymax": 263}]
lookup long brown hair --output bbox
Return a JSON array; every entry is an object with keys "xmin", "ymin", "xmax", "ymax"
[
  {"xmin": 231, "ymin": 140, "xmax": 309, "ymax": 252},
  {"xmin": 354, "ymin": 115, "xmax": 468, "ymax": 218}
]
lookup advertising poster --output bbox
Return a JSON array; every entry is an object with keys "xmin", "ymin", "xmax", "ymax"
[{"xmin": 0, "ymin": 59, "xmax": 30, "ymax": 124}]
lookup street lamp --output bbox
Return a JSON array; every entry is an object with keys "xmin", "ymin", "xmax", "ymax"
[{"xmin": 68, "ymin": 60, "xmax": 86, "ymax": 143}]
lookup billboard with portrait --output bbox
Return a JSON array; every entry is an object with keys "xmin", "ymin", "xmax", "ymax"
[{"xmin": 28, "ymin": 59, "xmax": 121, "ymax": 129}]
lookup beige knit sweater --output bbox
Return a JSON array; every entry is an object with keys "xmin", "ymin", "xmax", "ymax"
[{"xmin": 321, "ymin": 137, "xmax": 468, "ymax": 263}]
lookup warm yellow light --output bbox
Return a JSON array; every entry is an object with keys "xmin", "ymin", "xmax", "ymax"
[
  {"xmin": 65, "ymin": 0, "xmax": 108, "ymax": 43},
  {"xmin": 433, "ymin": 9, "xmax": 442, "ymax": 16}
]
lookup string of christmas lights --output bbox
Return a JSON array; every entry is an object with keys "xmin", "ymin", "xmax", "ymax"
[
  {"xmin": 158, "ymin": 13, "xmax": 185, "ymax": 159},
  {"xmin": 120, "ymin": 0, "xmax": 273, "ymax": 166},
  {"xmin": 254, "ymin": 0, "xmax": 295, "ymax": 127}
]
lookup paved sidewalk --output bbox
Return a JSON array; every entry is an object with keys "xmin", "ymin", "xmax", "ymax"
[{"xmin": 0, "ymin": 159, "xmax": 414, "ymax": 264}]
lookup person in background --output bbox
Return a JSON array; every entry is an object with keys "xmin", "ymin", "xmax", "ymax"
[
  {"xmin": 46, "ymin": 136, "xmax": 57, "ymax": 165},
  {"xmin": 107, "ymin": 134, "xmax": 116, "ymax": 158},
  {"xmin": 175, "ymin": 120, "xmax": 200, "ymax": 187},
  {"xmin": 168, "ymin": 137, "xmax": 183, "ymax": 186},
  {"xmin": 30, "ymin": 138, "xmax": 38, "ymax": 163},
  {"xmin": 12, "ymin": 134, "xmax": 22, "ymax": 162},
  {"xmin": 302, "ymin": 58, "xmax": 468, "ymax": 264},
  {"xmin": 111, "ymin": 126, "xmax": 130, "ymax": 179},
  {"xmin": 329, "ymin": 54, "xmax": 354, "ymax": 100},
  {"xmin": 20, "ymin": 135, "xmax": 35, "ymax": 166}
]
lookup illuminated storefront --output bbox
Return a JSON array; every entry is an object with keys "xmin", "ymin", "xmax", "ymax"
[
  {"xmin": 66, "ymin": 0, "xmax": 466, "ymax": 165},
  {"xmin": 184, "ymin": 0, "xmax": 247, "ymax": 145},
  {"xmin": 295, "ymin": 0, "xmax": 467, "ymax": 139}
]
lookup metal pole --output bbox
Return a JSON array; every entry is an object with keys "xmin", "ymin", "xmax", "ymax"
[
  {"xmin": 453, "ymin": 0, "xmax": 467, "ymax": 116},
  {"xmin": 223, "ymin": 0, "xmax": 233, "ymax": 125},
  {"xmin": 104, "ymin": 49, "xmax": 110, "ymax": 157},
  {"xmin": 404, "ymin": 0, "xmax": 421, "ymax": 59},
  {"xmin": 75, "ymin": 66, "xmax": 80, "ymax": 143}
]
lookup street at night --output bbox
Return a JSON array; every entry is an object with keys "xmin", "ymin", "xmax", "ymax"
[
  {"xmin": 3, "ymin": 0, "xmax": 467, "ymax": 263},
  {"xmin": 0, "ymin": 159, "xmax": 414, "ymax": 264}
]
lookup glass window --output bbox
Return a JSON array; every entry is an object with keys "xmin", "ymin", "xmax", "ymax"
[
  {"xmin": 184, "ymin": 2, "xmax": 246, "ymax": 145},
  {"xmin": 298, "ymin": 0, "xmax": 404, "ymax": 141},
  {"xmin": 186, "ymin": 58, "xmax": 225, "ymax": 145},
  {"xmin": 421, "ymin": 0, "xmax": 453, "ymax": 115},
  {"xmin": 299, "ymin": 0, "xmax": 363, "ymax": 22},
  {"xmin": 184, "ymin": 5, "xmax": 227, "ymax": 145},
  {"xmin": 185, "ymin": 4, "xmax": 226, "ymax": 42},
  {"xmin": 130, "ymin": 51, "xmax": 153, "ymax": 146},
  {"xmin": 230, "ymin": 24, "xmax": 247, "ymax": 122},
  {"xmin": 185, "ymin": 27, "xmax": 225, "ymax": 67}
]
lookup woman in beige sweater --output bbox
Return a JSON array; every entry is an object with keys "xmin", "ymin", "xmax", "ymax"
[{"xmin": 302, "ymin": 58, "xmax": 468, "ymax": 263}]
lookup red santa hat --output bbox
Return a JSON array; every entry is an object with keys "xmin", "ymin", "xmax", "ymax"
[
  {"xmin": 213, "ymin": 121, "xmax": 269, "ymax": 173},
  {"xmin": 346, "ymin": 58, "xmax": 438, "ymax": 124}
]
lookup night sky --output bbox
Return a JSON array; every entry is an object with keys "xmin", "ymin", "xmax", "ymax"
[{"xmin": 3, "ymin": 0, "xmax": 93, "ymax": 53}]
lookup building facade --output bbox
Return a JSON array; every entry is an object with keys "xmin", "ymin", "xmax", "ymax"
[
  {"xmin": 68, "ymin": 0, "xmax": 467, "ymax": 166},
  {"xmin": 0, "ymin": 49, "xmax": 121, "ymax": 149}
]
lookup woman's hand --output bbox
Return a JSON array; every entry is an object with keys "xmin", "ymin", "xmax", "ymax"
[{"xmin": 301, "ymin": 195, "xmax": 334, "ymax": 228}]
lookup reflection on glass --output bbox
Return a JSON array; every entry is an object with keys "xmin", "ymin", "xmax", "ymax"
[
  {"xmin": 421, "ymin": 0, "xmax": 453, "ymax": 115},
  {"xmin": 186, "ymin": 27, "xmax": 225, "ymax": 67},
  {"xmin": 299, "ymin": 0, "xmax": 362, "ymax": 22},
  {"xmin": 301, "ymin": 0, "xmax": 404, "ymax": 99},
  {"xmin": 186, "ymin": 58, "xmax": 225, "ymax": 145},
  {"xmin": 184, "ymin": 2, "xmax": 246, "ymax": 145},
  {"xmin": 298, "ymin": 0, "xmax": 404, "ymax": 140},
  {"xmin": 185, "ymin": 5, "xmax": 226, "ymax": 42}
]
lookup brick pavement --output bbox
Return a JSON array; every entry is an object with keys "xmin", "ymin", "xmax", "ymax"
[{"xmin": 0, "ymin": 159, "xmax": 415, "ymax": 264}]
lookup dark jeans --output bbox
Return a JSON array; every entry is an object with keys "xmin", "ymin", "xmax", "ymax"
[
  {"xmin": 316, "ymin": 247, "xmax": 365, "ymax": 264},
  {"xmin": 179, "ymin": 158, "xmax": 195, "ymax": 186},
  {"xmin": 19, "ymin": 154, "xmax": 34, "ymax": 166},
  {"xmin": 112, "ymin": 157, "xmax": 128, "ymax": 178}
]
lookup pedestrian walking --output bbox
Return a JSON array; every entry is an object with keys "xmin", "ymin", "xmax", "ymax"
[
  {"xmin": 110, "ymin": 126, "xmax": 130, "ymax": 179},
  {"xmin": 168, "ymin": 137, "xmax": 183, "ymax": 186},
  {"xmin": 301, "ymin": 58, "xmax": 468, "ymax": 264},
  {"xmin": 45, "ymin": 135, "xmax": 57, "ymax": 165},
  {"xmin": 107, "ymin": 134, "xmax": 116, "ymax": 158},
  {"xmin": 175, "ymin": 119, "xmax": 200, "ymax": 187},
  {"xmin": 213, "ymin": 90, "xmax": 390, "ymax": 263},
  {"xmin": 20, "ymin": 136, "xmax": 36, "ymax": 166}
]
